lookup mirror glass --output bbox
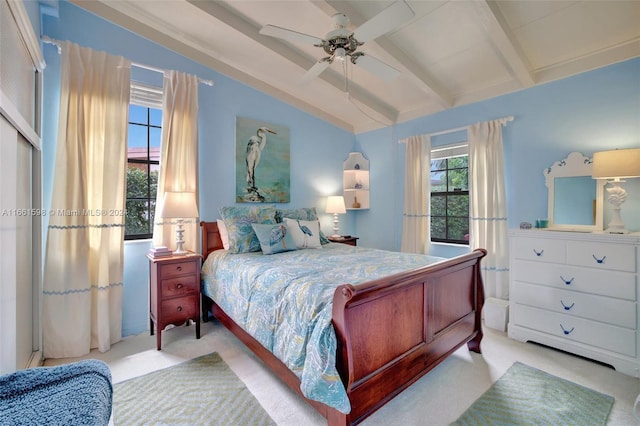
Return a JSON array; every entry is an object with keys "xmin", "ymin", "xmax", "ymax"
[
  {"xmin": 553, "ymin": 176, "xmax": 596, "ymax": 225},
  {"xmin": 544, "ymin": 152, "xmax": 605, "ymax": 232}
]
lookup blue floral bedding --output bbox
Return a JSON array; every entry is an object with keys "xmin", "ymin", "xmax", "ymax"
[{"xmin": 201, "ymin": 243, "xmax": 445, "ymax": 413}]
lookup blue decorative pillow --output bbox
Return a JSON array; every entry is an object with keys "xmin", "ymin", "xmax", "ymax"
[
  {"xmin": 276, "ymin": 207, "xmax": 330, "ymax": 245},
  {"xmin": 284, "ymin": 218, "xmax": 322, "ymax": 249},
  {"xmin": 251, "ymin": 223, "xmax": 296, "ymax": 255},
  {"xmin": 219, "ymin": 206, "xmax": 276, "ymax": 253}
]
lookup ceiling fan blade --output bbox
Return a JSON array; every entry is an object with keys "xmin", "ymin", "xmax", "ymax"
[
  {"xmin": 353, "ymin": 53, "xmax": 400, "ymax": 81},
  {"xmin": 259, "ymin": 25, "xmax": 324, "ymax": 45},
  {"xmin": 299, "ymin": 60, "xmax": 331, "ymax": 84},
  {"xmin": 352, "ymin": 0, "xmax": 415, "ymax": 42}
]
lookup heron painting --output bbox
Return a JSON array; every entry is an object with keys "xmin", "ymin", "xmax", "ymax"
[{"xmin": 236, "ymin": 117, "xmax": 290, "ymax": 203}]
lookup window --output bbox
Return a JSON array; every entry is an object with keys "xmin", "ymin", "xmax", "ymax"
[
  {"xmin": 125, "ymin": 104, "xmax": 162, "ymax": 239},
  {"xmin": 430, "ymin": 144, "xmax": 469, "ymax": 244}
]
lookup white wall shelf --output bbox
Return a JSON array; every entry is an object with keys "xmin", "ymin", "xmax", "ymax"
[{"xmin": 343, "ymin": 152, "xmax": 369, "ymax": 210}]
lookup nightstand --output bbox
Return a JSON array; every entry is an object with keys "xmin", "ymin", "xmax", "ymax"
[
  {"xmin": 147, "ymin": 253, "xmax": 201, "ymax": 350},
  {"xmin": 328, "ymin": 236, "xmax": 359, "ymax": 246}
]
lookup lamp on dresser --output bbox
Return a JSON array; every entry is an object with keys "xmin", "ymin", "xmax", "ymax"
[
  {"xmin": 159, "ymin": 191, "xmax": 199, "ymax": 255},
  {"xmin": 326, "ymin": 195, "xmax": 346, "ymax": 238},
  {"xmin": 592, "ymin": 148, "xmax": 640, "ymax": 234}
]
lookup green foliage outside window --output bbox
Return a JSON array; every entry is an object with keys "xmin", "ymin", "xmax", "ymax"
[
  {"xmin": 430, "ymin": 156, "xmax": 469, "ymax": 244},
  {"xmin": 125, "ymin": 167, "xmax": 158, "ymax": 238}
]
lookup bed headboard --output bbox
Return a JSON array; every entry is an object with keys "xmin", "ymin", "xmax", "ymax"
[{"xmin": 200, "ymin": 221, "xmax": 223, "ymax": 259}]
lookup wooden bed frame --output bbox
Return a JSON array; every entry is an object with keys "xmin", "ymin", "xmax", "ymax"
[{"xmin": 200, "ymin": 221, "xmax": 486, "ymax": 425}]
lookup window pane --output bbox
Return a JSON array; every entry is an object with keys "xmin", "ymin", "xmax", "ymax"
[
  {"xmin": 448, "ymin": 156, "xmax": 468, "ymax": 168},
  {"xmin": 431, "ymin": 159, "xmax": 447, "ymax": 172},
  {"xmin": 129, "ymin": 105, "xmax": 147, "ymax": 124},
  {"xmin": 430, "ymin": 171, "xmax": 446, "ymax": 192},
  {"xmin": 431, "ymin": 194, "xmax": 446, "ymax": 216},
  {"xmin": 430, "ymin": 217, "xmax": 446, "ymax": 239},
  {"xmin": 149, "ymin": 108, "xmax": 162, "ymax": 126},
  {"xmin": 447, "ymin": 217, "xmax": 469, "ymax": 241},
  {"xmin": 125, "ymin": 199, "xmax": 150, "ymax": 236},
  {"xmin": 149, "ymin": 126, "xmax": 162, "ymax": 148},
  {"xmin": 448, "ymin": 168, "xmax": 468, "ymax": 191},
  {"xmin": 126, "ymin": 166, "xmax": 149, "ymax": 198},
  {"xmin": 447, "ymin": 194, "xmax": 469, "ymax": 216},
  {"xmin": 128, "ymin": 124, "xmax": 148, "ymax": 149}
]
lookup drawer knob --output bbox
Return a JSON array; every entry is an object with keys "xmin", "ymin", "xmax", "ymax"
[
  {"xmin": 176, "ymin": 283, "xmax": 183, "ymax": 289},
  {"xmin": 560, "ymin": 276, "xmax": 574, "ymax": 285},
  {"xmin": 560, "ymin": 324, "xmax": 574, "ymax": 335},
  {"xmin": 177, "ymin": 266, "xmax": 183, "ymax": 271},
  {"xmin": 560, "ymin": 300, "xmax": 575, "ymax": 311},
  {"xmin": 533, "ymin": 249, "xmax": 544, "ymax": 257},
  {"xmin": 177, "ymin": 306, "xmax": 183, "ymax": 312},
  {"xmin": 592, "ymin": 254, "xmax": 606, "ymax": 264}
]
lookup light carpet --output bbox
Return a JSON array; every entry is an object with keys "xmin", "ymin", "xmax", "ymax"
[
  {"xmin": 452, "ymin": 361, "xmax": 614, "ymax": 426},
  {"xmin": 112, "ymin": 352, "xmax": 275, "ymax": 425}
]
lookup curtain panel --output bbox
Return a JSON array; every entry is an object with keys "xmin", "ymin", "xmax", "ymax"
[
  {"xmin": 43, "ymin": 42, "xmax": 130, "ymax": 358},
  {"xmin": 152, "ymin": 71, "xmax": 199, "ymax": 252},
  {"xmin": 468, "ymin": 120, "xmax": 510, "ymax": 299},
  {"xmin": 401, "ymin": 135, "xmax": 431, "ymax": 254}
]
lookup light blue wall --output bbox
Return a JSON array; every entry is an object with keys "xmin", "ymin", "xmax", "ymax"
[
  {"xmin": 356, "ymin": 58, "xmax": 640, "ymax": 252},
  {"xmin": 40, "ymin": 1, "xmax": 355, "ymax": 336}
]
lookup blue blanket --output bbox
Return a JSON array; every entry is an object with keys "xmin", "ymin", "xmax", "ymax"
[
  {"xmin": 201, "ymin": 243, "xmax": 444, "ymax": 413},
  {"xmin": 0, "ymin": 359, "xmax": 112, "ymax": 425}
]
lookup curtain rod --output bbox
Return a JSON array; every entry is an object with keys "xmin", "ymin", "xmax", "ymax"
[
  {"xmin": 41, "ymin": 36, "xmax": 214, "ymax": 86},
  {"xmin": 399, "ymin": 115, "xmax": 514, "ymax": 143}
]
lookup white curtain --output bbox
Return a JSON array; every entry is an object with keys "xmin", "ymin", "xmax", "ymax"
[
  {"xmin": 468, "ymin": 120, "xmax": 509, "ymax": 299},
  {"xmin": 153, "ymin": 71, "xmax": 199, "ymax": 251},
  {"xmin": 401, "ymin": 135, "xmax": 431, "ymax": 254},
  {"xmin": 43, "ymin": 42, "xmax": 130, "ymax": 358}
]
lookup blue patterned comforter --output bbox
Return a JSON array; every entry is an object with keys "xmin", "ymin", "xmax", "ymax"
[{"xmin": 201, "ymin": 243, "xmax": 445, "ymax": 413}]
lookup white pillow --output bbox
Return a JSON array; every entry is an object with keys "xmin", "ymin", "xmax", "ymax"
[
  {"xmin": 284, "ymin": 218, "xmax": 322, "ymax": 249},
  {"xmin": 217, "ymin": 219, "xmax": 230, "ymax": 250}
]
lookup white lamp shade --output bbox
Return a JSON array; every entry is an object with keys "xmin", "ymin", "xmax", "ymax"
[
  {"xmin": 326, "ymin": 195, "xmax": 346, "ymax": 214},
  {"xmin": 159, "ymin": 191, "xmax": 199, "ymax": 218},
  {"xmin": 592, "ymin": 148, "xmax": 640, "ymax": 179}
]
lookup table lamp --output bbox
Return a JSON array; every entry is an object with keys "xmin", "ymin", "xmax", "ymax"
[
  {"xmin": 592, "ymin": 148, "xmax": 640, "ymax": 234},
  {"xmin": 326, "ymin": 195, "xmax": 346, "ymax": 237},
  {"xmin": 159, "ymin": 191, "xmax": 199, "ymax": 254}
]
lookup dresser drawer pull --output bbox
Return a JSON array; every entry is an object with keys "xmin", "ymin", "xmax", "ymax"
[
  {"xmin": 176, "ymin": 283, "xmax": 183, "ymax": 289},
  {"xmin": 560, "ymin": 301, "xmax": 575, "ymax": 311},
  {"xmin": 176, "ymin": 266, "xmax": 183, "ymax": 272},
  {"xmin": 559, "ymin": 276, "xmax": 574, "ymax": 285},
  {"xmin": 592, "ymin": 254, "xmax": 606, "ymax": 264},
  {"xmin": 533, "ymin": 249, "xmax": 544, "ymax": 256},
  {"xmin": 560, "ymin": 324, "xmax": 574, "ymax": 335},
  {"xmin": 176, "ymin": 306, "xmax": 183, "ymax": 312}
]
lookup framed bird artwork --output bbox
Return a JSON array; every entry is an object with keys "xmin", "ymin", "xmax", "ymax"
[{"xmin": 235, "ymin": 117, "xmax": 290, "ymax": 203}]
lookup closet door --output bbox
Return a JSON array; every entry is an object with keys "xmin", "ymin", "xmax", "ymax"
[{"xmin": 0, "ymin": 0, "xmax": 44, "ymax": 374}]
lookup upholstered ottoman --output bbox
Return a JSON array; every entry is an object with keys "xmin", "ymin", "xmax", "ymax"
[{"xmin": 0, "ymin": 359, "xmax": 112, "ymax": 425}]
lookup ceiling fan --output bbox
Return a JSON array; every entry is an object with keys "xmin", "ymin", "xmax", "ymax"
[{"xmin": 259, "ymin": 0, "xmax": 415, "ymax": 84}]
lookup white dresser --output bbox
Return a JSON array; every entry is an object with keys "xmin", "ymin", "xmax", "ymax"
[{"xmin": 508, "ymin": 229, "xmax": 640, "ymax": 377}]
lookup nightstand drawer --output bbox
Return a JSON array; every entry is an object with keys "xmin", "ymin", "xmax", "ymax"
[
  {"xmin": 159, "ymin": 260, "xmax": 197, "ymax": 278},
  {"xmin": 161, "ymin": 295, "xmax": 198, "ymax": 324},
  {"xmin": 161, "ymin": 275, "xmax": 198, "ymax": 298}
]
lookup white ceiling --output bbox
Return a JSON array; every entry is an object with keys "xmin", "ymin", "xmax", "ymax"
[{"xmin": 72, "ymin": 0, "xmax": 640, "ymax": 133}]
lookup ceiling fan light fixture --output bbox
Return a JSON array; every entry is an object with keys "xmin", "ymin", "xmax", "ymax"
[{"xmin": 335, "ymin": 48, "xmax": 346, "ymax": 61}]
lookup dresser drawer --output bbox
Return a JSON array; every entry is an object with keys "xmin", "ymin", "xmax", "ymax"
[
  {"xmin": 512, "ymin": 237, "xmax": 565, "ymax": 263},
  {"xmin": 511, "ymin": 259, "xmax": 636, "ymax": 300},
  {"xmin": 511, "ymin": 304, "xmax": 636, "ymax": 357},
  {"xmin": 161, "ymin": 295, "xmax": 198, "ymax": 324},
  {"xmin": 512, "ymin": 282, "xmax": 636, "ymax": 329},
  {"xmin": 161, "ymin": 275, "xmax": 198, "ymax": 298},
  {"xmin": 159, "ymin": 260, "xmax": 197, "ymax": 278},
  {"xmin": 566, "ymin": 241, "xmax": 636, "ymax": 272}
]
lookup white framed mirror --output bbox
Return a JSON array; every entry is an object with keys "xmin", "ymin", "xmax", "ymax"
[{"xmin": 544, "ymin": 152, "xmax": 605, "ymax": 232}]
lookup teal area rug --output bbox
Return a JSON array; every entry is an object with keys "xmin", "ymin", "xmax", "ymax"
[
  {"xmin": 452, "ymin": 362, "xmax": 614, "ymax": 426},
  {"xmin": 113, "ymin": 353, "xmax": 275, "ymax": 425}
]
